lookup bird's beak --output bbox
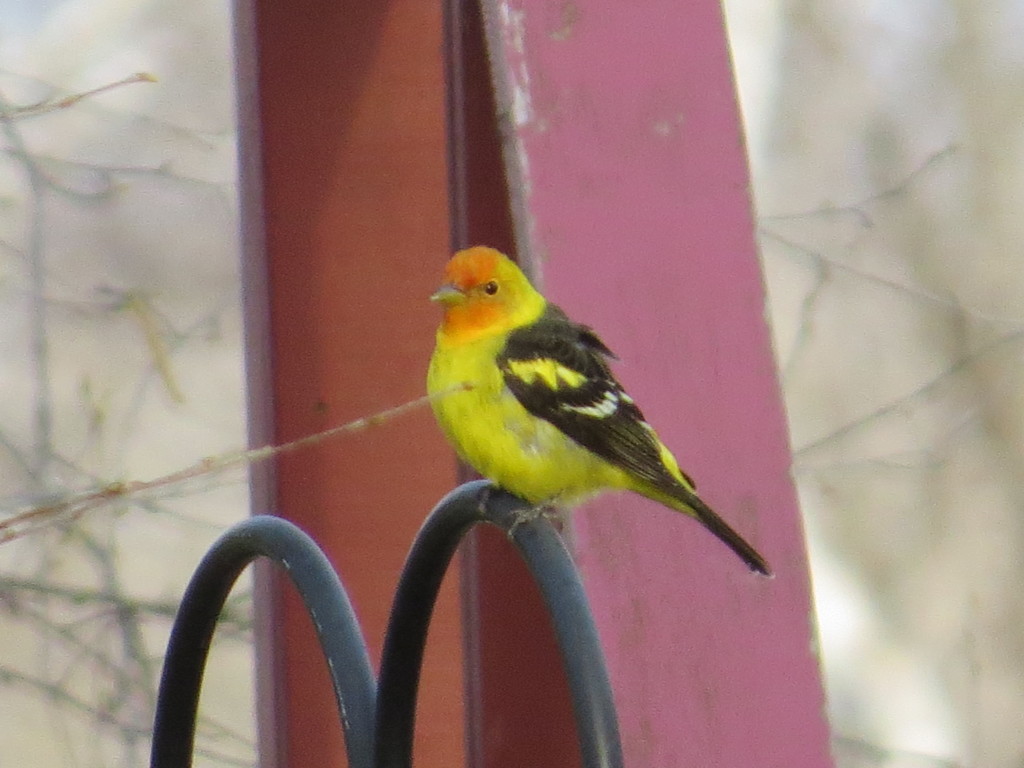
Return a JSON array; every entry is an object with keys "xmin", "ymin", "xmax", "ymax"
[{"xmin": 430, "ymin": 284, "xmax": 464, "ymax": 306}]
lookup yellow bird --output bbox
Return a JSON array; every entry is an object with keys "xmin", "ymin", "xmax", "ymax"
[{"xmin": 427, "ymin": 246, "xmax": 770, "ymax": 575}]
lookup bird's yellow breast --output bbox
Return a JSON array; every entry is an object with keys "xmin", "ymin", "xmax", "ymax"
[{"xmin": 428, "ymin": 333, "xmax": 627, "ymax": 505}]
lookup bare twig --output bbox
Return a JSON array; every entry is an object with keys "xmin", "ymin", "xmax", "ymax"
[
  {"xmin": 0, "ymin": 383, "xmax": 472, "ymax": 543},
  {"xmin": 0, "ymin": 73, "xmax": 157, "ymax": 121}
]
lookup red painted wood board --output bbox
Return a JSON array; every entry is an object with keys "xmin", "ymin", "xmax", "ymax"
[
  {"xmin": 446, "ymin": 2, "xmax": 586, "ymax": 765},
  {"xmin": 235, "ymin": 1, "xmax": 463, "ymax": 766},
  {"xmin": 475, "ymin": 1, "xmax": 836, "ymax": 765}
]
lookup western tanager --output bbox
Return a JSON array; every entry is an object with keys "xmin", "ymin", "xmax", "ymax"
[{"xmin": 427, "ymin": 246, "xmax": 770, "ymax": 575}]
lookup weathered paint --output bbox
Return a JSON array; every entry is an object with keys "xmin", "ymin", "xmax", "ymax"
[
  {"xmin": 447, "ymin": 2, "xmax": 585, "ymax": 766},
  {"xmin": 482, "ymin": 1, "xmax": 835, "ymax": 765}
]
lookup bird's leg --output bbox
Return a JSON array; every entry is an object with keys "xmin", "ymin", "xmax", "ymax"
[
  {"xmin": 507, "ymin": 503, "xmax": 567, "ymax": 538},
  {"xmin": 476, "ymin": 483, "xmax": 495, "ymax": 518}
]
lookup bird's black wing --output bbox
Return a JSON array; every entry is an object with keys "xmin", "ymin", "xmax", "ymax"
[
  {"xmin": 497, "ymin": 304, "xmax": 694, "ymax": 491},
  {"xmin": 500, "ymin": 305, "xmax": 772, "ymax": 575}
]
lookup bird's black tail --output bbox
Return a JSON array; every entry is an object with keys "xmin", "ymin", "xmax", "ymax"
[{"xmin": 669, "ymin": 485, "xmax": 771, "ymax": 576}]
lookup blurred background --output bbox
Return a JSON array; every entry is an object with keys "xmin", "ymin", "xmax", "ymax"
[{"xmin": 0, "ymin": 0, "xmax": 1021, "ymax": 766}]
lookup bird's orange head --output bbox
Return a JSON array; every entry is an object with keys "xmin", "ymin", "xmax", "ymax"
[{"xmin": 431, "ymin": 246, "xmax": 546, "ymax": 345}]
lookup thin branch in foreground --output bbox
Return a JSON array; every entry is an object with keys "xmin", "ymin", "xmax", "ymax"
[
  {"xmin": 0, "ymin": 73, "xmax": 157, "ymax": 121},
  {"xmin": 0, "ymin": 383, "xmax": 473, "ymax": 543}
]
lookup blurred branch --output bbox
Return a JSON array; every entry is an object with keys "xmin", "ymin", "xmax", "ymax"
[
  {"xmin": 0, "ymin": 88, "xmax": 53, "ymax": 476},
  {"xmin": 1, "ymin": 575, "xmax": 251, "ymax": 627},
  {"xmin": 763, "ymin": 146, "xmax": 958, "ymax": 227},
  {"xmin": 118, "ymin": 291, "xmax": 186, "ymax": 404},
  {"xmin": 794, "ymin": 329, "xmax": 1024, "ymax": 461},
  {"xmin": 0, "ymin": 73, "xmax": 157, "ymax": 121},
  {"xmin": 0, "ymin": 44, "xmax": 242, "ymax": 768},
  {"xmin": 761, "ymin": 228, "xmax": 1024, "ymax": 327},
  {"xmin": 0, "ymin": 384, "xmax": 471, "ymax": 542},
  {"xmin": 833, "ymin": 733, "xmax": 965, "ymax": 768},
  {"xmin": 0, "ymin": 664, "xmax": 252, "ymax": 766}
]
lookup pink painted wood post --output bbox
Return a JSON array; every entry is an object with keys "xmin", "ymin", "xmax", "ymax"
[{"xmin": 477, "ymin": 2, "xmax": 835, "ymax": 765}]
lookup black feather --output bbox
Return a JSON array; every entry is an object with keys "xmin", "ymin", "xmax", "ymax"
[
  {"xmin": 497, "ymin": 304, "xmax": 686, "ymax": 491},
  {"xmin": 498, "ymin": 304, "xmax": 771, "ymax": 575}
]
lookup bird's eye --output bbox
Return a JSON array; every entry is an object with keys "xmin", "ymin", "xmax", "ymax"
[{"xmin": 483, "ymin": 281, "xmax": 499, "ymax": 295}]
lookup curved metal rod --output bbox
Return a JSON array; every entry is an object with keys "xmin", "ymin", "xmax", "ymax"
[
  {"xmin": 150, "ymin": 515, "xmax": 376, "ymax": 768},
  {"xmin": 375, "ymin": 480, "xmax": 623, "ymax": 768}
]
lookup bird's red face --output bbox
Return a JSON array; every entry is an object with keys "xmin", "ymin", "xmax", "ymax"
[
  {"xmin": 432, "ymin": 246, "xmax": 516, "ymax": 343},
  {"xmin": 441, "ymin": 246, "xmax": 503, "ymax": 295}
]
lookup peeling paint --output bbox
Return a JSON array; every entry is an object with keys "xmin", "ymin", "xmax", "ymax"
[
  {"xmin": 497, "ymin": 1, "xmax": 534, "ymax": 127},
  {"xmin": 510, "ymin": 66, "xmax": 533, "ymax": 127},
  {"xmin": 652, "ymin": 112, "xmax": 686, "ymax": 137},
  {"xmin": 499, "ymin": 0, "xmax": 527, "ymax": 54},
  {"xmin": 550, "ymin": 1, "xmax": 580, "ymax": 41},
  {"xmin": 486, "ymin": 0, "xmax": 537, "ymax": 259}
]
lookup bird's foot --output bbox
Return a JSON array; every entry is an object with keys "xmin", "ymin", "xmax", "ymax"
[
  {"xmin": 507, "ymin": 503, "xmax": 567, "ymax": 538},
  {"xmin": 476, "ymin": 483, "xmax": 495, "ymax": 518}
]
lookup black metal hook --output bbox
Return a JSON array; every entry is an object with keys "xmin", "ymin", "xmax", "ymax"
[
  {"xmin": 375, "ymin": 480, "xmax": 623, "ymax": 768},
  {"xmin": 149, "ymin": 515, "xmax": 376, "ymax": 768},
  {"xmin": 150, "ymin": 481, "xmax": 623, "ymax": 768}
]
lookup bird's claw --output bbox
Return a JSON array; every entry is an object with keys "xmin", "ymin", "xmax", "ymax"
[
  {"xmin": 476, "ymin": 484, "xmax": 493, "ymax": 517},
  {"xmin": 506, "ymin": 503, "xmax": 565, "ymax": 538}
]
